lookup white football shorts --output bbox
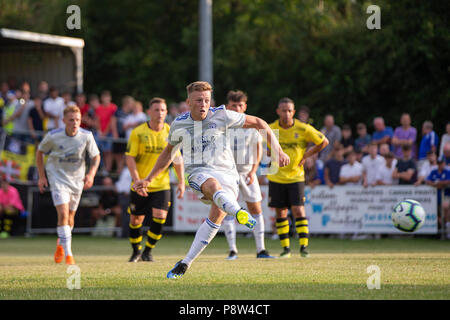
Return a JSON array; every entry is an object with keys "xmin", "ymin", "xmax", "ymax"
[
  {"xmin": 188, "ymin": 170, "xmax": 239, "ymax": 205},
  {"xmin": 238, "ymin": 172, "xmax": 262, "ymax": 203},
  {"xmin": 51, "ymin": 189, "xmax": 82, "ymax": 211}
]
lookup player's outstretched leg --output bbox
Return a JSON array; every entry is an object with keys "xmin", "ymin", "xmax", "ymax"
[
  {"xmin": 167, "ymin": 260, "xmax": 188, "ymax": 279},
  {"xmin": 222, "ymin": 216, "xmax": 238, "ymax": 260},
  {"xmin": 212, "ymin": 190, "xmax": 256, "ymax": 229}
]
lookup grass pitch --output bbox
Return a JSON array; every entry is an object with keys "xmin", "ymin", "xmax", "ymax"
[{"xmin": 0, "ymin": 234, "xmax": 449, "ymax": 300}]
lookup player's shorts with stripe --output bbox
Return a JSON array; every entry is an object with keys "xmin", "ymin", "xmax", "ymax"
[
  {"xmin": 51, "ymin": 189, "xmax": 82, "ymax": 212},
  {"xmin": 128, "ymin": 189, "xmax": 171, "ymax": 215},
  {"xmin": 238, "ymin": 172, "xmax": 262, "ymax": 203},
  {"xmin": 268, "ymin": 181, "xmax": 305, "ymax": 208},
  {"xmin": 188, "ymin": 170, "xmax": 239, "ymax": 205}
]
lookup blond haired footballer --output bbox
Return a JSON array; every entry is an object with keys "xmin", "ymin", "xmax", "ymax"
[
  {"xmin": 133, "ymin": 81, "xmax": 289, "ymax": 279},
  {"xmin": 36, "ymin": 105, "xmax": 101, "ymax": 265}
]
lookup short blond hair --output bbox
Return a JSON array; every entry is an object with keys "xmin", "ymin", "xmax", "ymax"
[
  {"xmin": 63, "ymin": 105, "xmax": 81, "ymax": 117},
  {"xmin": 186, "ymin": 81, "xmax": 212, "ymax": 96}
]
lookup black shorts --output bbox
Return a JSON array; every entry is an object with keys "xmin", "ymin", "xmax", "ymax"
[
  {"xmin": 112, "ymin": 141, "xmax": 127, "ymax": 153},
  {"xmin": 128, "ymin": 189, "xmax": 171, "ymax": 216},
  {"xmin": 268, "ymin": 181, "xmax": 305, "ymax": 208}
]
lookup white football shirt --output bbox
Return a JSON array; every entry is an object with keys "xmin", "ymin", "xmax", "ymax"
[{"xmin": 38, "ymin": 128, "xmax": 100, "ymax": 193}]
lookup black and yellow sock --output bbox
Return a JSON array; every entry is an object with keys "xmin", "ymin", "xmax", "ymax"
[
  {"xmin": 143, "ymin": 217, "xmax": 166, "ymax": 253},
  {"xmin": 295, "ymin": 217, "xmax": 309, "ymax": 248},
  {"xmin": 276, "ymin": 218, "xmax": 290, "ymax": 249},
  {"xmin": 4, "ymin": 218, "xmax": 13, "ymax": 234},
  {"xmin": 129, "ymin": 223, "xmax": 143, "ymax": 252}
]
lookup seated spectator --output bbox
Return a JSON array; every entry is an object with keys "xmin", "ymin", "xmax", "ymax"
[
  {"xmin": 43, "ymin": 87, "xmax": 65, "ymax": 130},
  {"xmin": 415, "ymin": 151, "xmax": 437, "ymax": 186},
  {"xmin": 439, "ymin": 122, "xmax": 450, "ymax": 159},
  {"xmin": 324, "ymin": 145, "xmax": 346, "ymax": 188},
  {"xmin": 297, "ymin": 105, "xmax": 312, "ymax": 124},
  {"xmin": 379, "ymin": 143, "xmax": 391, "ymax": 157},
  {"xmin": 90, "ymin": 177, "xmax": 121, "ymax": 236},
  {"xmin": 339, "ymin": 151, "xmax": 363, "ymax": 185},
  {"xmin": 392, "ymin": 145, "xmax": 417, "ymax": 184},
  {"xmin": 340, "ymin": 124, "xmax": 354, "ymax": 156},
  {"xmin": 418, "ymin": 120, "xmax": 439, "ymax": 172},
  {"xmin": 304, "ymin": 156, "xmax": 321, "ymax": 188},
  {"xmin": 123, "ymin": 99, "xmax": 147, "ymax": 140},
  {"xmin": 82, "ymin": 94, "xmax": 100, "ymax": 132},
  {"xmin": 362, "ymin": 142, "xmax": 386, "ymax": 187},
  {"xmin": 372, "ymin": 116, "xmax": 393, "ymax": 148},
  {"xmin": 0, "ymin": 178, "xmax": 25, "ymax": 238},
  {"xmin": 376, "ymin": 152, "xmax": 397, "ymax": 185},
  {"xmin": 392, "ymin": 113, "xmax": 417, "ymax": 159},
  {"xmin": 27, "ymin": 96, "xmax": 46, "ymax": 143},
  {"xmin": 319, "ymin": 114, "xmax": 342, "ymax": 162},
  {"xmin": 96, "ymin": 90, "xmax": 118, "ymax": 173},
  {"xmin": 426, "ymin": 158, "xmax": 450, "ymax": 238},
  {"xmin": 354, "ymin": 123, "xmax": 371, "ymax": 155}
]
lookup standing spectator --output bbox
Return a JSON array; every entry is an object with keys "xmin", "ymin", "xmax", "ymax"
[
  {"xmin": 178, "ymin": 101, "xmax": 190, "ymax": 114},
  {"xmin": 37, "ymin": 81, "xmax": 49, "ymax": 101},
  {"xmin": 82, "ymin": 94, "xmax": 100, "ymax": 132},
  {"xmin": 12, "ymin": 90, "xmax": 35, "ymax": 142},
  {"xmin": 0, "ymin": 178, "xmax": 25, "ymax": 238},
  {"xmin": 2, "ymin": 92, "xmax": 17, "ymax": 134},
  {"xmin": 43, "ymin": 87, "xmax": 65, "ymax": 130},
  {"xmin": 362, "ymin": 142, "xmax": 386, "ymax": 188},
  {"xmin": 165, "ymin": 103, "xmax": 179, "ymax": 125},
  {"xmin": 123, "ymin": 99, "xmax": 147, "ymax": 140},
  {"xmin": 297, "ymin": 105, "xmax": 311, "ymax": 124},
  {"xmin": 426, "ymin": 158, "xmax": 450, "ymax": 238},
  {"xmin": 354, "ymin": 122, "xmax": 371, "ymax": 154},
  {"xmin": 0, "ymin": 81, "xmax": 9, "ymax": 102},
  {"xmin": 392, "ymin": 113, "xmax": 417, "ymax": 159},
  {"xmin": 372, "ymin": 117, "xmax": 394, "ymax": 147},
  {"xmin": 319, "ymin": 114, "xmax": 342, "ymax": 162},
  {"xmin": 112, "ymin": 96, "xmax": 134, "ymax": 176},
  {"xmin": 415, "ymin": 151, "xmax": 437, "ymax": 186},
  {"xmin": 304, "ymin": 157, "xmax": 321, "ymax": 188},
  {"xmin": 340, "ymin": 124, "xmax": 354, "ymax": 156},
  {"xmin": 441, "ymin": 142, "xmax": 450, "ymax": 167},
  {"xmin": 393, "ymin": 145, "xmax": 417, "ymax": 185},
  {"xmin": 376, "ymin": 152, "xmax": 397, "ymax": 185},
  {"xmin": 76, "ymin": 93, "xmax": 90, "ymax": 125},
  {"xmin": 27, "ymin": 96, "xmax": 46, "ymax": 143},
  {"xmin": 20, "ymin": 82, "xmax": 31, "ymax": 96},
  {"xmin": 62, "ymin": 91, "xmax": 76, "ymax": 109},
  {"xmin": 418, "ymin": 120, "xmax": 439, "ymax": 172},
  {"xmin": 339, "ymin": 151, "xmax": 363, "ymax": 185},
  {"xmin": 439, "ymin": 122, "xmax": 450, "ymax": 159},
  {"xmin": 96, "ymin": 90, "xmax": 118, "ymax": 173},
  {"xmin": 324, "ymin": 145, "xmax": 346, "ymax": 188}
]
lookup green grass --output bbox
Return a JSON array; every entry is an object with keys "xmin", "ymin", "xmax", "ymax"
[{"xmin": 0, "ymin": 235, "xmax": 449, "ymax": 300}]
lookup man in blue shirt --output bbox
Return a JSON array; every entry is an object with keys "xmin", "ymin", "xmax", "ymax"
[
  {"xmin": 426, "ymin": 157, "xmax": 450, "ymax": 238},
  {"xmin": 372, "ymin": 117, "xmax": 394, "ymax": 148}
]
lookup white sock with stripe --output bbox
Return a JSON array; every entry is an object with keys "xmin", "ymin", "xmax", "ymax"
[
  {"xmin": 252, "ymin": 214, "xmax": 265, "ymax": 253},
  {"xmin": 182, "ymin": 218, "xmax": 220, "ymax": 267},
  {"xmin": 212, "ymin": 190, "xmax": 241, "ymax": 216},
  {"xmin": 222, "ymin": 216, "xmax": 237, "ymax": 253},
  {"xmin": 57, "ymin": 225, "xmax": 73, "ymax": 257}
]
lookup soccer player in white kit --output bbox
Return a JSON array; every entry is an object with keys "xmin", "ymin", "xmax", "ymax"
[
  {"xmin": 223, "ymin": 90, "xmax": 274, "ymax": 260},
  {"xmin": 36, "ymin": 105, "xmax": 100, "ymax": 265},
  {"xmin": 133, "ymin": 81, "xmax": 289, "ymax": 279}
]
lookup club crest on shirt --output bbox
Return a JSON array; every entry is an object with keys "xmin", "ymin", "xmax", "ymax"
[
  {"xmin": 294, "ymin": 133, "xmax": 299, "ymax": 139},
  {"xmin": 208, "ymin": 122, "xmax": 217, "ymax": 129}
]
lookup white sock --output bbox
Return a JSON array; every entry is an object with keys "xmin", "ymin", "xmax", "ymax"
[
  {"xmin": 222, "ymin": 216, "xmax": 237, "ymax": 253},
  {"xmin": 182, "ymin": 218, "xmax": 220, "ymax": 267},
  {"xmin": 252, "ymin": 214, "xmax": 265, "ymax": 253},
  {"xmin": 212, "ymin": 190, "xmax": 241, "ymax": 216},
  {"xmin": 56, "ymin": 225, "xmax": 73, "ymax": 257}
]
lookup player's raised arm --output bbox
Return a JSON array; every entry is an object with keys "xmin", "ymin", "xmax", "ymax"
[
  {"xmin": 132, "ymin": 143, "xmax": 177, "ymax": 196},
  {"xmin": 242, "ymin": 114, "xmax": 290, "ymax": 167}
]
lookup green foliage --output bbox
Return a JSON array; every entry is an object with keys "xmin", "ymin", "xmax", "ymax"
[{"xmin": 0, "ymin": 0, "xmax": 448, "ymax": 134}]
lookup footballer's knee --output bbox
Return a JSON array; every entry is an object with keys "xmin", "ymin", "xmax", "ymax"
[{"xmin": 201, "ymin": 178, "xmax": 222, "ymax": 199}]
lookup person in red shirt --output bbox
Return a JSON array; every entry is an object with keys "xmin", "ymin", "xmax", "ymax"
[
  {"xmin": 0, "ymin": 178, "xmax": 25, "ymax": 238},
  {"xmin": 96, "ymin": 90, "xmax": 118, "ymax": 172},
  {"xmin": 76, "ymin": 93, "xmax": 90, "ymax": 128}
]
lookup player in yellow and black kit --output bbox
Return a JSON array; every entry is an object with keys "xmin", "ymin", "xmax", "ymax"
[
  {"xmin": 267, "ymin": 98, "xmax": 328, "ymax": 258},
  {"xmin": 125, "ymin": 97, "xmax": 185, "ymax": 262}
]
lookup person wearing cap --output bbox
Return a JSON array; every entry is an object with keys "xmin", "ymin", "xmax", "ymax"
[
  {"xmin": 392, "ymin": 144, "xmax": 417, "ymax": 185},
  {"xmin": 354, "ymin": 122, "xmax": 371, "ymax": 155}
]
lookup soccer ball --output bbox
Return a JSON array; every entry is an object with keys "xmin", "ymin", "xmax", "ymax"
[{"xmin": 391, "ymin": 199, "xmax": 426, "ymax": 232}]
